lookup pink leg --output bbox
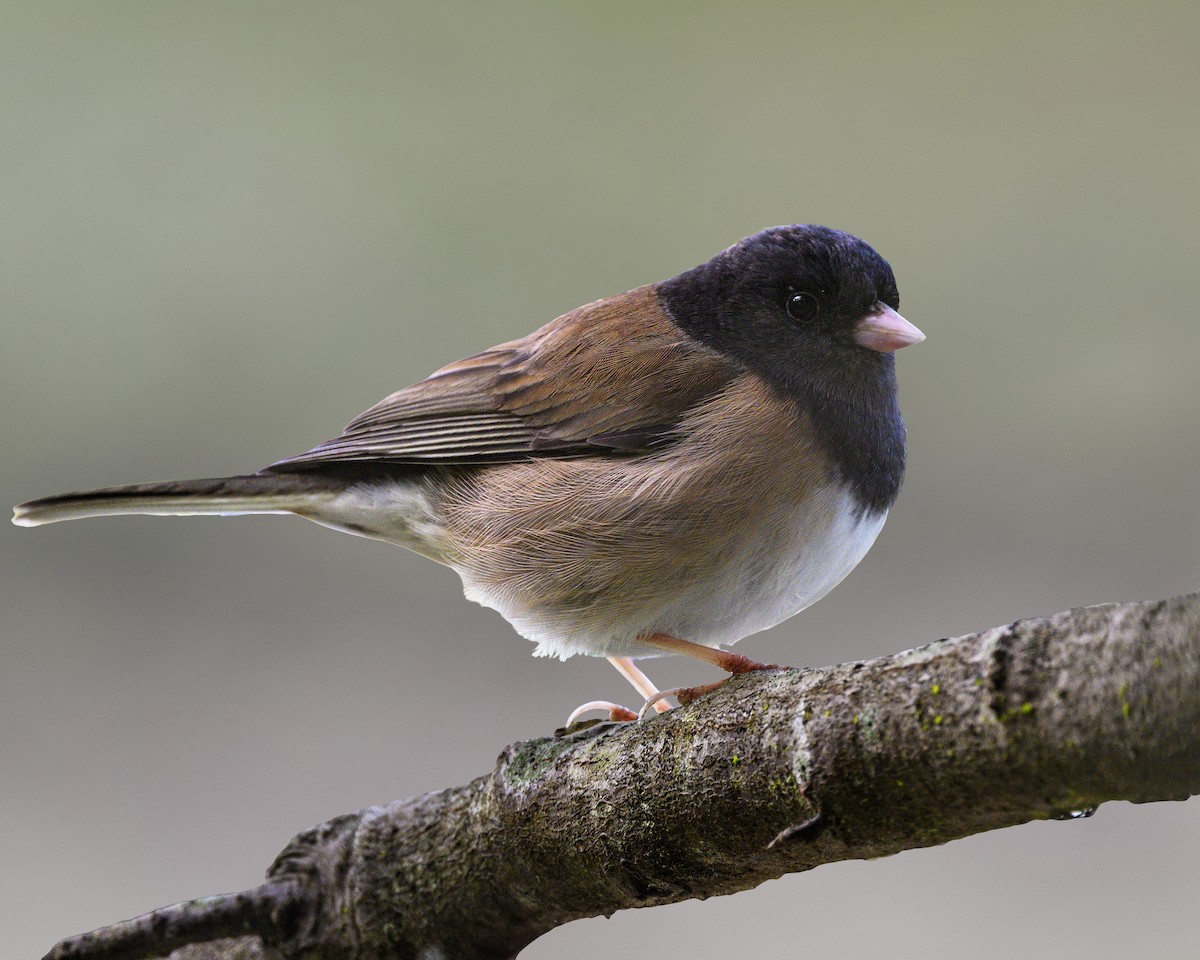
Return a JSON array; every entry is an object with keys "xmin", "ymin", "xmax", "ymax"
[
  {"xmin": 607, "ymin": 656, "xmax": 672, "ymax": 712},
  {"xmin": 638, "ymin": 633, "xmax": 780, "ymax": 674}
]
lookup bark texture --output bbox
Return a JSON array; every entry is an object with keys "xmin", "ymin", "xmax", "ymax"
[{"xmin": 44, "ymin": 594, "xmax": 1200, "ymax": 960}]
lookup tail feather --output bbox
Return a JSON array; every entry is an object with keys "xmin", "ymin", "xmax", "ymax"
[{"xmin": 12, "ymin": 474, "xmax": 335, "ymax": 527}]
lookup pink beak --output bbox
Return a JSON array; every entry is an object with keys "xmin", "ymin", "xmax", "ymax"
[{"xmin": 854, "ymin": 303, "xmax": 926, "ymax": 352}]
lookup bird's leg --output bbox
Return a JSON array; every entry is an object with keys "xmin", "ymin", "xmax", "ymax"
[
  {"xmin": 565, "ymin": 656, "xmax": 673, "ymax": 725},
  {"xmin": 636, "ymin": 633, "xmax": 783, "ymax": 718},
  {"xmin": 639, "ymin": 632, "xmax": 781, "ymax": 673},
  {"xmin": 608, "ymin": 656, "xmax": 673, "ymax": 710}
]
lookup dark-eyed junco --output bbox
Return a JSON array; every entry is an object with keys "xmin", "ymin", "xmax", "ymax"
[{"xmin": 14, "ymin": 225, "xmax": 924, "ymax": 720}]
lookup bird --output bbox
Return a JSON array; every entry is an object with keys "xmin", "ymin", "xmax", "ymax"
[{"xmin": 13, "ymin": 224, "xmax": 924, "ymax": 722}]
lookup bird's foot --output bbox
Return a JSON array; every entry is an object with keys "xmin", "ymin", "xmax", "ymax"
[
  {"xmin": 563, "ymin": 656, "xmax": 675, "ymax": 725},
  {"xmin": 636, "ymin": 656, "xmax": 785, "ymax": 719},
  {"xmin": 565, "ymin": 700, "xmax": 641, "ymax": 725},
  {"xmin": 638, "ymin": 681, "xmax": 732, "ymax": 718},
  {"xmin": 570, "ymin": 646, "xmax": 785, "ymax": 724},
  {"xmin": 716, "ymin": 651, "xmax": 782, "ymax": 675},
  {"xmin": 638, "ymin": 686, "xmax": 699, "ymax": 719}
]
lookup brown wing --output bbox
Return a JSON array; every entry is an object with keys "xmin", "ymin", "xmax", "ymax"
[{"xmin": 264, "ymin": 285, "xmax": 736, "ymax": 471}]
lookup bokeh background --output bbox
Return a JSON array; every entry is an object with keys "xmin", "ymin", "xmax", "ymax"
[{"xmin": 3, "ymin": 2, "xmax": 1199, "ymax": 957}]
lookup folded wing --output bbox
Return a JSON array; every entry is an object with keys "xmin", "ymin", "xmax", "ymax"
[{"xmin": 264, "ymin": 286, "xmax": 735, "ymax": 471}]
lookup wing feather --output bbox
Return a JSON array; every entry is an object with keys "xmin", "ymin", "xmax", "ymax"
[{"xmin": 265, "ymin": 286, "xmax": 735, "ymax": 472}]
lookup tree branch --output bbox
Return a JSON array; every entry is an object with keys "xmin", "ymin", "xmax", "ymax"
[{"xmin": 43, "ymin": 593, "xmax": 1200, "ymax": 960}]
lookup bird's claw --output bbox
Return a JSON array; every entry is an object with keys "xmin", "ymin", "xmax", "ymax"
[{"xmin": 565, "ymin": 700, "xmax": 640, "ymax": 725}]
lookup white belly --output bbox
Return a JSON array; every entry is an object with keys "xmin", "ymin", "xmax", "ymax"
[{"xmin": 648, "ymin": 493, "xmax": 887, "ymax": 654}]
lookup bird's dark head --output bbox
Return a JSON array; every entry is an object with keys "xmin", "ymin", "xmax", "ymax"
[
  {"xmin": 658, "ymin": 225, "xmax": 924, "ymax": 515},
  {"xmin": 657, "ymin": 224, "xmax": 923, "ymax": 398}
]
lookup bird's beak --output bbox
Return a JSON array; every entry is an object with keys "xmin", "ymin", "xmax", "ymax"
[{"xmin": 854, "ymin": 303, "xmax": 926, "ymax": 352}]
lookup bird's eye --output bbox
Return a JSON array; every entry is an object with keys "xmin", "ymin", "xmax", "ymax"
[{"xmin": 785, "ymin": 291, "xmax": 820, "ymax": 324}]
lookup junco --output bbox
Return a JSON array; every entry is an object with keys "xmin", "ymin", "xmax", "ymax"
[{"xmin": 14, "ymin": 225, "xmax": 924, "ymax": 721}]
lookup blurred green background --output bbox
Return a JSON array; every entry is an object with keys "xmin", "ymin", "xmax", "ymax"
[{"xmin": 3, "ymin": 2, "xmax": 1198, "ymax": 957}]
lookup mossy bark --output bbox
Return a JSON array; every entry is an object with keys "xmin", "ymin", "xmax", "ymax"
[{"xmin": 45, "ymin": 594, "xmax": 1200, "ymax": 960}]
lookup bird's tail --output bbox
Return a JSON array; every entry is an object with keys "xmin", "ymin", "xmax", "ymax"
[{"xmin": 12, "ymin": 473, "xmax": 337, "ymax": 527}]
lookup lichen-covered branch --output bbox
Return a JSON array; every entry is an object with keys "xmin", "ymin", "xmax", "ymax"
[{"xmin": 44, "ymin": 594, "xmax": 1200, "ymax": 960}]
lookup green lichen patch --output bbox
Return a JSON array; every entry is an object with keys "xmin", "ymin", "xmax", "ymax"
[
  {"xmin": 767, "ymin": 772, "xmax": 801, "ymax": 799},
  {"xmin": 999, "ymin": 701, "xmax": 1036, "ymax": 724},
  {"xmin": 1117, "ymin": 681, "xmax": 1134, "ymax": 719}
]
